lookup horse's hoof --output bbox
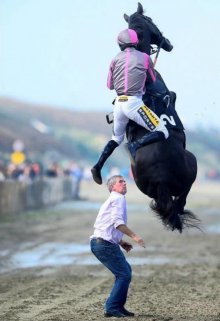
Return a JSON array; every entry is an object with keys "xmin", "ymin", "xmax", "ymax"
[{"xmin": 91, "ymin": 167, "xmax": 102, "ymax": 185}]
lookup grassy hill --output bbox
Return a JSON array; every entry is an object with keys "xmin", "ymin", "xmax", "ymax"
[
  {"xmin": 0, "ymin": 97, "xmax": 127, "ymax": 169},
  {"xmin": 0, "ymin": 97, "xmax": 220, "ymax": 179}
]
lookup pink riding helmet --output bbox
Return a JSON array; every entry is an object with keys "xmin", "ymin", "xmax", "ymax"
[{"xmin": 117, "ymin": 28, "xmax": 139, "ymax": 46}]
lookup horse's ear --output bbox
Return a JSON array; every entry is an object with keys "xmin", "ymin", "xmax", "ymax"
[
  {"xmin": 124, "ymin": 13, "xmax": 129, "ymax": 22},
  {"xmin": 137, "ymin": 2, "xmax": 144, "ymax": 15}
]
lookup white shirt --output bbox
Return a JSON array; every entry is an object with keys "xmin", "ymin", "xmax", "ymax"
[{"xmin": 90, "ymin": 191, "xmax": 127, "ymax": 244}]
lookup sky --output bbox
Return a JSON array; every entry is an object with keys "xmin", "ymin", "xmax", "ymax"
[{"xmin": 0, "ymin": 0, "xmax": 220, "ymax": 129}]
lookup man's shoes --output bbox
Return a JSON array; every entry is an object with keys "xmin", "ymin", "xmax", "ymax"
[
  {"xmin": 104, "ymin": 311, "xmax": 126, "ymax": 318},
  {"xmin": 91, "ymin": 167, "xmax": 102, "ymax": 185},
  {"xmin": 120, "ymin": 307, "xmax": 135, "ymax": 316}
]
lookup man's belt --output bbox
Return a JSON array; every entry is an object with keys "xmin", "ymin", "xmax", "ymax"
[
  {"xmin": 118, "ymin": 95, "xmax": 128, "ymax": 102},
  {"xmin": 93, "ymin": 237, "xmax": 112, "ymax": 244}
]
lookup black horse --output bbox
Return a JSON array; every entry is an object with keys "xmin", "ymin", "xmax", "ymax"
[{"xmin": 124, "ymin": 3, "xmax": 199, "ymax": 232}]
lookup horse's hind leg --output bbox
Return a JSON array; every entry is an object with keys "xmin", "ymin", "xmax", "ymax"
[
  {"xmin": 174, "ymin": 188, "xmax": 191, "ymax": 214},
  {"xmin": 174, "ymin": 187, "xmax": 201, "ymax": 230}
]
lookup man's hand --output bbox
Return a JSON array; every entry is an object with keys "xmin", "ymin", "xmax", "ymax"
[
  {"xmin": 119, "ymin": 240, "xmax": 133, "ymax": 252},
  {"xmin": 133, "ymin": 235, "xmax": 145, "ymax": 248},
  {"xmin": 117, "ymin": 224, "xmax": 146, "ymax": 248}
]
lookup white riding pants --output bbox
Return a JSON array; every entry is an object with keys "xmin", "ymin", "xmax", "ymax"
[{"xmin": 112, "ymin": 95, "xmax": 169, "ymax": 145}]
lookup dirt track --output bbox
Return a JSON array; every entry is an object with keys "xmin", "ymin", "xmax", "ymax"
[{"xmin": 0, "ymin": 181, "xmax": 220, "ymax": 321}]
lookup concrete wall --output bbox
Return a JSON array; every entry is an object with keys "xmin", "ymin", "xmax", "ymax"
[{"xmin": 0, "ymin": 177, "xmax": 74, "ymax": 215}]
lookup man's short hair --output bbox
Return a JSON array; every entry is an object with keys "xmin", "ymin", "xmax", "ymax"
[{"xmin": 107, "ymin": 175, "xmax": 123, "ymax": 192}]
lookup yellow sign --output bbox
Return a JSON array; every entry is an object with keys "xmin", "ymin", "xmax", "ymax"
[
  {"xmin": 141, "ymin": 105, "xmax": 159, "ymax": 126},
  {"xmin": 11, "ymin": 152, "xmax": 26, "ymax": 165}
]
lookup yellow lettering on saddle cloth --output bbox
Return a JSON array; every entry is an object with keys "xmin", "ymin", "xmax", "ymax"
[
  {"xmin": 141, "ymin": 105, "xmax": 160, "ymax": 126},
  {"xmin": 118, "ymin": 96, "xmax": 128, "ymax": 102}
]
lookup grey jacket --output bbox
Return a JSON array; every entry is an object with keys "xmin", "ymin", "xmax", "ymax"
[{"xmin": 107, "ymin": 47, "xmax": 156, "ymax": 96}]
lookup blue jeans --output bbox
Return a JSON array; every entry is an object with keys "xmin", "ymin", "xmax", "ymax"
[{"xmin": 90, "ymin": 238, "xmax": 132, "ymax": 313}]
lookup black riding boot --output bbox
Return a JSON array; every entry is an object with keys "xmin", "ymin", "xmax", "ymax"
[
  {"xmin": 126, "ymin": 131, "xmax": 165, "ymax": 159},
  {"xmin": 91, "ymin": 140, "xmax": 119, "ymax": 185}
]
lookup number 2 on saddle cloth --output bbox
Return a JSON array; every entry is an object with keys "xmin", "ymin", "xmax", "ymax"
[{"xmin": 143, "ymin": 91, "xmax": 185, "ymax": 131}]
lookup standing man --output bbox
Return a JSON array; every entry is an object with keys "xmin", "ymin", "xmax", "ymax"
[{"xmin": 90, "ymin": 175, "xmax": 145, "ymax": 318}]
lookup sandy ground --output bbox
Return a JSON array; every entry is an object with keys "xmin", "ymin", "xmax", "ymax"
[{"xmin": 0, "ymin": 180, "xmax": 220, "ymax": 321}]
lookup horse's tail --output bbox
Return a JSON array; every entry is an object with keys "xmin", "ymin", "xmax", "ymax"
[
  {"xmin": 150, "ymin": 184, "xmax": 201, "ymax": 233},
  {"xmin": 150, "ymin": 184, "xmax": 183, "ymax": 232}
]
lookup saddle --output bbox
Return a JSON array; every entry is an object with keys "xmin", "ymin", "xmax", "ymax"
[{"xmin": 143, "ymin": 76, "xmax": 184, "ymax": 131}]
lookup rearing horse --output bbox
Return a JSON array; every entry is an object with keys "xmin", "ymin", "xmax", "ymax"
[{"xmin": 124, "ymin": 3, "xmax": 199, "ymax": 232}]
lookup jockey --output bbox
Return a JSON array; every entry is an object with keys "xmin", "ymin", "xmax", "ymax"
[{"xmin": 91, "ymin": 29, "xmax": 169, "ymax": 185}]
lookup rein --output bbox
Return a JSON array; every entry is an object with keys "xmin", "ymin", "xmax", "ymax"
[{"xmin": 153, "ymin": 38, "xmax": 165, "ymax": 67}]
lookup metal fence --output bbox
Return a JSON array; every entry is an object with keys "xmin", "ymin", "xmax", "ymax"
[{"xmin": 0, "ymin": 177, "xmax": 74, "ymax": 215}]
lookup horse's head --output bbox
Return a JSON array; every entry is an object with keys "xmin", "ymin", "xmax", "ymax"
[{"xmin": 124, "ymin": 2, "xmax": 173, "ymax": 55}]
